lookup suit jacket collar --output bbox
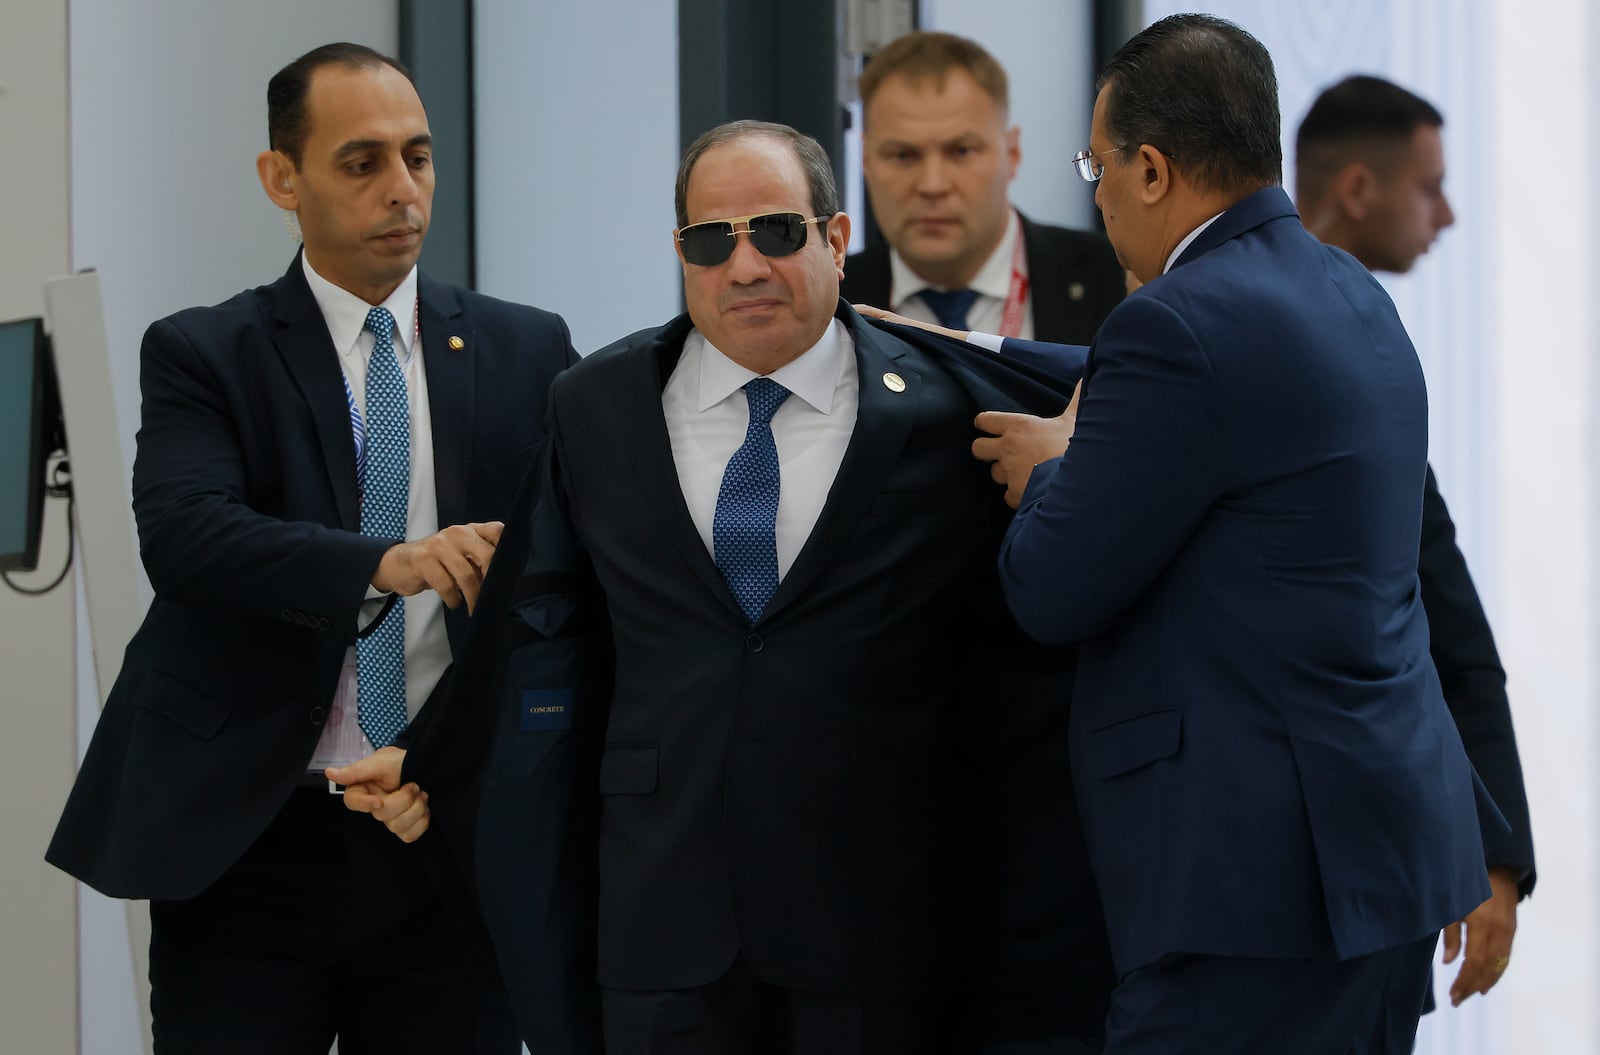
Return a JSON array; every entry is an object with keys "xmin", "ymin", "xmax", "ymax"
[
  {"xmin": 269, "ymin": 252, "xmax": 361, "ymax": 530},
  {"xmin": 609, "ymin": 307, "xmax": 920, "ymax": 626},
  {"xmin": 417, "ymin": 271, "xmax": 474, "ymax": 531},
  {"xmin": 1169, "ymin": 186, "xmax": 1298, "ymax": 272},
  {"xmin": 267, "ymin": 253, "xmax": 476, "ymax": 532}
]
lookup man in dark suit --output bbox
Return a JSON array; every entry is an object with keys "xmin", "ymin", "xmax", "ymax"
[
  {"xmin": 379, "ymin": 119, "xmax": 1110, "ymax": 1054},
  {"xmin": 45, "ymin": 43, "xmax": 575, "ymax": 1054},
  {"xmin": 1295, "ymin": 74, "xmax": 1535, "ymax": 1009},
  {"xmin": 841, "ymin": 31, "xmax": 1124, "ymax": 344},
  {"xmin": 972, "ymin": 16, "xmax": 1492, "ymax": 1052}
]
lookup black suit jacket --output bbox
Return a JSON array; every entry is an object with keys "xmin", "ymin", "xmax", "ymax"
[
  {"xmin": 407, "ymin": 304, "xmax": 1116, "ymax": 1051},
  {"xmin": 46, "ymin": 254, "xmax": 577, "ymax": 901},
  {"xmin": 1420, "ymin": 466, "xmax": 1535, "ymax": 894},
  {"xmin": 841, "ymin": 212, "xmax": 1125, "ymax": 345}
]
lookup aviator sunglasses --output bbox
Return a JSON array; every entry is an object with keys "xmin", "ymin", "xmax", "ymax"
[{"xmin": 675, "ymin": 211, "xmax": 830, "ymax": 267}]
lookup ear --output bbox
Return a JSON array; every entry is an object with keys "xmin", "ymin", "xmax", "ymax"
[
  {"xmin": 1331, "ymin": 162, "xmax": 1379, "ymax": 221},
  {"xmin": 1134, "ymin": 144, "xmax": 1173, "ymax": 206},
  {"xmin": 1003, "ymin": 125, "xmax": 1022, "ymax": 182},
  {"xmin": 257, "ymin": 150, "xmax": 298, "ymax": 211},
  {"xmin": 825, "ymin": 212, "xmax": 852, "ymax": 276}
]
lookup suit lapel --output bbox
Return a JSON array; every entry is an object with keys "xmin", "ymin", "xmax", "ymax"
[
  {"xmin": 612, "ymin": 318, "xmax": 745, "ymax": 617},
  {"xmin": 1020, "ymin": 214, "xmax": 1071, "ymax": 341},
  {"xmin": 762, "ymin": 308, "xmax": 917, "ymax": 623},
  {"xmin": 419, "ymin": 273, "xmax": 474, "ymax": 529},
  {"xmin": 271, "ymin": 255, "xmax": 360, "ymax": 531}
]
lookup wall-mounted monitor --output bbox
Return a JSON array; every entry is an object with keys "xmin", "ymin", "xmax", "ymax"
[{"xmin": 0, "ymin": 316, "xmax": 63, "ymax": 572}]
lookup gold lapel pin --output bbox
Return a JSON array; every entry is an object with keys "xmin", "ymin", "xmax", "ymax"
[
  {"xmin": 1068, "ymin": 282, "xmax": 1086, "ymax": 302},
  {"xmin": 882, "ymin": 372, "xmax": 906, "ymax": 393},
  {"xmin": 447, "ymin": 335, "xmax": 465, "ymax": 350}
]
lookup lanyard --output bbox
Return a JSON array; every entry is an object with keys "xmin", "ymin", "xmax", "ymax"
[{"xmin": 997, "ymin": 233, "xmax": 1029, "ymax": 339}]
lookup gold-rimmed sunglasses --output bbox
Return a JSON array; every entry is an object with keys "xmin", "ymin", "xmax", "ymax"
[{"xmin": 675, "ymin": 212, "xmax": 830, "ymax": 267}]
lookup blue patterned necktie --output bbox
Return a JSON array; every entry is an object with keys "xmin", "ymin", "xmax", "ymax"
[
  {"xmin": 919, "ymin": 287, "xmax": 979, "ymax": 331},
  {"xmin": 713, "ymin": 378, "xmax": 791, "ymax": 624},
  {"xmin": 356, "ymin": 305, "xmax": 410, "ymax": 748}
]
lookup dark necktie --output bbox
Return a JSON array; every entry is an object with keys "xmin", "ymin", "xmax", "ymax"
[
  {"xmin": 919, "ymin": 287, "xmax": 980, "ymax": 331},
  {"xmin": 713, "ymin": 378, "xmax": 791, "ymax": 624},
  {"xmin": 356, "ymin": 305, "xmax": 409, "ymax": 748}
]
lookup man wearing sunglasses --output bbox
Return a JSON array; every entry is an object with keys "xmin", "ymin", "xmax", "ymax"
[{"xmin": 393, "ymin": 118, "xmax": 1115, "ymax": 1054}]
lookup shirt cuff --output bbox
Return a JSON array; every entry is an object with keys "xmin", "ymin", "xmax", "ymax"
[{"xmin": 966, "ymin": 331, "xmax": 1005, "ymax": 354}]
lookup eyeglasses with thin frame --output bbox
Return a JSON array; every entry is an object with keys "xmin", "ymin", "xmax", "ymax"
[
  {"xmin": 1072, "ymin": 144, "xmax": 1181, "ymax": 183},
  {"xmin": 675, "ymin": 212, "xmax": 830, "ymax": 267},
  {"xmin": 1072, "ymin": 146, "xmax": 1131, "ymax": 183}
]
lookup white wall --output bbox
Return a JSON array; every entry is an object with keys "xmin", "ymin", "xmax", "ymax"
[
  {"xmin": 1138, "ymin": 2, "xmax": 1597, "ymax": 1051},
  {"xmin": 474, "ymin": 0, "xmax": 681, "ymax": 356},
  {"xmin": 920, "ymin": 0, "xmax": 1098, "ymax": 230},
  {"xmin": 0, "ymin": 2, "xmax": 77, "ymax": 1051},
  {"xmin": 65, "ymin": 4, "xmax": 399, "ymax": 1051}
]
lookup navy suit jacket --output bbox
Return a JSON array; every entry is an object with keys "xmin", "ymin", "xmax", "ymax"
[
  {"xmin": 406, "ymin": 303, "xmax": 1117, "ymax": 1051},
  {"xmin": 47, "ymin": 254, "xmax": 577, "ymax": 900},
  {"xmin": 842, "ymin": 212, "xmax": 1125, "ymax": 345},
  {"xmin": 997, "ymin": 188, "xmax": 1492, "ymax": 974}
]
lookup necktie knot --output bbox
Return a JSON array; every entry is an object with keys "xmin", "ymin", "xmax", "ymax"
[
  {"xmin": 919, "ymin": 287, "xmax": 979, "ymax": 331},
  {"xmin": 743, "ymin": 377, "xmax": 790, "ymax": 426},
  {"xmin": 365, "ymin": 305, "xmax": 397, "ymax": 353}
]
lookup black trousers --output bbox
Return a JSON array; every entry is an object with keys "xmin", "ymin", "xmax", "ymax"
[
  {"xmin": 1103, "ymin": 933, "xmax": 1439, "ymax": 1055},
  {"xmin": 148, "ymin": 785, "xmax": 515, "ymax": 1055},
  {"xmin": 602, "ymin": 961, "xmax": 946, "ymax": 1055}
]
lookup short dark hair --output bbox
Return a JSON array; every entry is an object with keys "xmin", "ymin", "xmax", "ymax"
[
  {"xmin": 674, "ymin": 120, "xmax": 839, "ymax": 229},
  {"xmin": 1096, "ymin": 13, "xmax": 1282, "ymax": 194},
  {"xmin": 1294, "ymin": 76, "xmax": 1444, "ymax": 203},
  {"xmin": 267, "ymin": 42, "xmax": 413, "ymax": 167},
  {"xmin": 858, "ymin": 31, "xmax": 1008, "ymax": 113}
]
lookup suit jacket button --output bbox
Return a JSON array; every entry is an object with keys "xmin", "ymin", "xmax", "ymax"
[
  {"xmin": 317, "ymin": 616, "xmax": 331, "ymax": 630},
  {"xmin": 744, "ymin": 633, "xmax": 764, "ymax": 653},
  {"xmin": 281, "ymin": 608, "xmax": 293, "ymax": 622},
  {"xmin": 308, "ymin": 706, "xmax": 326, "ymax": 726}
]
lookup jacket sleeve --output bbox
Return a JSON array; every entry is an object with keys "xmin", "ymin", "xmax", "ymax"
[
  {"xmin": 131, "ymin": 316, "xmax": 388, "ymax": 627},
  {"xmin": 1418, "ymin": 465, "xmax": 1536, "ymax": 895},
  {"xmin": 999, "ymin": 295, "xmax": 1223, "ymax": 645}
]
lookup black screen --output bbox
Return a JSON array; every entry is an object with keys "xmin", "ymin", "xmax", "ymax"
[{"xmin": 0, "ymin": 317, "xmax": 49, "ymax": 572}]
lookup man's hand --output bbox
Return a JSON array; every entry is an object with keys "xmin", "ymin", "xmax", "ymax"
[
  {"xmin": 327, "ymin": 747, "xmax": 430, "ymax": 844},
  {"xmin": 1441, "ymin": 865, "xmax": 1521, "ymax": 1005},
  {"xmin": 971, "ymin": 383, "xmax": 1082, "ymax": 508},
  {"xmin": 852, "ymin": 304, "xmax": 971, "ymax": 342},
  {"xmin": 371, "ymin": 521, "xmax": 504, "ymax": 612}
]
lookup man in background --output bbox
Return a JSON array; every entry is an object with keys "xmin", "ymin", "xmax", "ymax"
[
  {"xmin": 47, "ymin": 42, "xmax": 576, "ymax": 1054},
  {"xmin": 843, "ymin": 31, "xmax": 1124, "ymax": 343},
  {"xmin": 1295, "ymin": 73, "xmax": 1535, "ymax": 1008}
]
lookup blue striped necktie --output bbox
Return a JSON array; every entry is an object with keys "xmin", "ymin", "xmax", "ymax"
[
  {"xmin": 356, "ymin": 306, "xmax": 410, "ymax": 748},
  {"xmin": 713, "ymin": 378, "xmax": 791, "ymax": 624}
]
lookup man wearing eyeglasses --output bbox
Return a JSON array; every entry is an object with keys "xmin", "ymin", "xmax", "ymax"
[
  {"xmin": 843, "ymin": 31, "xmax": 1124, "ymax": 345},
  {"xmin": 389, "ymin": 118, "xmax": 1117, "ymax": 1054},
  {"xmin": 959, "ymin": 15, "xmax": 1493, "ymax": 1053}
]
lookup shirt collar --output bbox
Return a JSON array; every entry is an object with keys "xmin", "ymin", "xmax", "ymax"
[
  {"xmin": 690, "ymin": 317, "xmax": 849, "ymax": 416},
  {"xmin": 301, "ymin": 252, "xmax": 420, "ymax": 362},
  {"xmin": 890, "ymin": 208, "xmax": 1022, "ymax": 308},
  {"xmin": 1162, "ymin": 211, "xmax": 1226, "ymax": 275}
]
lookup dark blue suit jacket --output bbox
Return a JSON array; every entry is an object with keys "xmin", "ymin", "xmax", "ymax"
[
  {"xmin": 47, "ymin": 254, "xmax": 577, "ymax": 900},
  {"xmin": 997, "ymin": 188, "xmax": 1492, "ymax": 974}
]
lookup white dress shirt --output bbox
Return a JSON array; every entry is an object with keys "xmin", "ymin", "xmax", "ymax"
[
  {"xmin": 301, "ymin": 254, "xmax": 448, "ymax": 769},
  {"xmin": 663, "ymin": 319, "xmax": 858, "ymax": 579},
  {"xmin": 888, "ymin": 209, "xmax": 1034, "ymax": 339}
]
